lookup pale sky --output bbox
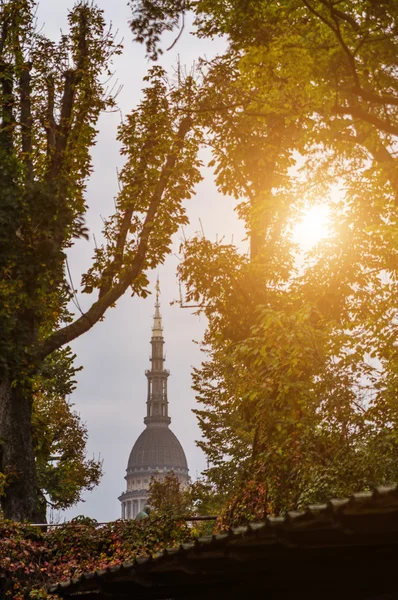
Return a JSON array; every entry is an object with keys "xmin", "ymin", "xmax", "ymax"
[{"xmin": 34, "ymin": 0, "xmax": 245, "ymax": 522}]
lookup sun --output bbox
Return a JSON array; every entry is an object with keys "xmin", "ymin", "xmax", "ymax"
[{"xmin": 293, "ymin": 204, "xmax": 330, "ymax": 251}]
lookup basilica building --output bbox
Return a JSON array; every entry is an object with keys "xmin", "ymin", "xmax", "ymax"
[{"xmin": 118, "ymin": 283, "xmax": 189, "ymax": 519}]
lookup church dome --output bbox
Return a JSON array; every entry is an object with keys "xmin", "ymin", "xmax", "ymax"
[
  {"xmin": 127, "ymin": 426, "xmax": 188, "ymax": 472},
  {"xmin": 119, "ymin": 283, "xmax": 189, "ymax": 521}
]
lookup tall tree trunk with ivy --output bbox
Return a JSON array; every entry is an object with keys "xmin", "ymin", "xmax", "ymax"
[{"xmin": 0, "ymin": 381, "xmax": 38, "ymax": 520}]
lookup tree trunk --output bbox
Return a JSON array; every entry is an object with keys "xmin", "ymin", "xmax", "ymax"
[{"xmin": 0, "ymin": 377, "xmax": 40, "ymax": 521}]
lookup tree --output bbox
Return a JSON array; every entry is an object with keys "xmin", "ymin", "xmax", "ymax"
[
  {"xmin": 147, "ymin": 472, "xmax": 225, "ymax": 535},
  {"xmin": 177, "ymin": 231, "xmax": 398, "ymax": 522},
  {"xmin": 147, "ymin": 471, "xmax": 192, "ymax": 517},
  {"xmin": 130, "ymin": 0, "xmax": 398, "ymax": 226},
  {"xmin": 130, "ymin": 0, "xmax": 398, "ymax": 520},
  {"xmin": 32, "ymin": 349, "xmax": 102, "ymax": 515},
  {"xmin": 0, "ymin": 0, "xmax": 202, "ymax": 521}
]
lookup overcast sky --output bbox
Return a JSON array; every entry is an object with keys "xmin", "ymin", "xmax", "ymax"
[{"xmin": 33, "ymin": 0, "xmax": 247, "ymax": 523}]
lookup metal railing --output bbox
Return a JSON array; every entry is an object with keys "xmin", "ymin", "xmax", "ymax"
[{"xmin": 28, "ymin": 515, "xmax": 218, "ymax": 527}]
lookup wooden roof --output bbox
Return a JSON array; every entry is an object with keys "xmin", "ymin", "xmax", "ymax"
[{"xmin": 51, "ymin": 484, "xmax": 398, "ymax": 599}]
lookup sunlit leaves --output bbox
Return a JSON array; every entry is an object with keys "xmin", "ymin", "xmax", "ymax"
[
  {"xmin": 32, "ymin": 349, "xmax": 102, "ymax": 511},
  {"xmin": 81, "ymin": 66, "xmax": 202, "ymax": 296},
  {"xmin": 0, "ymin": 516, "xmax": 194, "ymax": 598},
  {"xmin": 170, "ymin": 0, "xmax": 398, "ymax": 522}
]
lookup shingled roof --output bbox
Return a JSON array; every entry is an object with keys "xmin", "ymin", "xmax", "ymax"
[{"xmin": 51, "ymin": 484, "xmax": 398, "ymax": 599}]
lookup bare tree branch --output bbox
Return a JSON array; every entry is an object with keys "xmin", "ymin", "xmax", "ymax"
[{"xmin": 166, "ymin": 10, "xmax": 185, "ymax": 52}]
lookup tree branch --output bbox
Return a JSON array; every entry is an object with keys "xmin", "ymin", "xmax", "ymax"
[
  {"xmin": 0, "ymin": 13, "xmax": 9, "ymax": 57},
  {"xmin": 37, "ymin": 116, "xmax": 193, "ymax": 360},
  {"xmin": 47, "ymin": 70, "xmax": 77, "ymax": 181},
  {"xmin": 351, "ymin": 85, "xmax": 398, "ymax": 108},
  {"xmin": 333, "ymin": 105, "xmax": 398, "ymax": 137},
  {"xmin": 340, "ymin": 120, "xmax": 398, "ymax": 204},
  {"xmin": 302, "ymin": 0, "xmax": 338, "ymax": 33},
  {"xmin": 19, "ymin": 62, "xmax": 33, "ymax": 182},
  {"xmin": 97, "ymin": 206, "xmax": 134, "ymax": 300},
  {"xmin": 364, "ymin": 140, "xmax": 398, "ymax": 204},
  {"xmin": 46, "ymin": 9, "xmax": 88, "ymax": 182},
  {"xmin": 329, "ymin": 12, "xmax": 360, "ymax": 88},
  {"xmin": 329, "ymin": 5, "xmax": 360, "ymax": 31},
  {"xmin": 303, "ymin": 0, "xmax": 360, "ymax": 88},
  {"xmin": 317, "ymin": 0, "xmax": 360, "ymax": 32},
  {"xmin": 0, "ymin": 61, "xmax": 14, "ymax": 151},
  {"xmin": 44, "ymin": 76, "xmax": 56, "ymax": 156},
  {"xmin": 166, "ymin": 10, "xmax": 185, "ymax": 52}
]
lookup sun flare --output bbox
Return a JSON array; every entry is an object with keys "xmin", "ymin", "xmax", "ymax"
[{"xmin": 293, "ymin": 204, "xmax": 330, "ymax": 251}]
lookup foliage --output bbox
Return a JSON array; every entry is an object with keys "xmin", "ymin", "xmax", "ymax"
[
  {"xmin": 181, "ymin": 237, "xmax": 398, "ymax": 523},
  {"xmin": 132, "ymin": 0, "xmax": 398, "ymax": 524},
  {"xmin": 189, "ymin": 477, "xmax": 224, "ymax": 519},
  {"xmin": 179, "ymin": 235, "xmax": 398, "ymax": 516},
  {"xmin": 129, "ymin": 0, "xmax": 187, "ymax": 60},
  {"xmin": 0, "ymin": 0, "xmax": 120, "ymax": 371},
  {"xmin": 32, "ymin": 349, "xmax": 102, "ymax": 512},
  {"xmin": 0, "ymin": 0, "xmax": 202, "ymax": 520},
  {"xmin": 0, "ymin": 516, "xmax": 195, "ymax": 599},
  {"xmin": 147, "ymin": 471, "xmax": 192, "ymax": 517},
  {"xmin": 147, "ymin": 472, "xmax": 226, "ymax": 536}
]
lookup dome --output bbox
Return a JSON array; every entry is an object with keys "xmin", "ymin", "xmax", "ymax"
[{"xmin": 127, "ymin": 426, "xmax": 188, "ymax": 471}]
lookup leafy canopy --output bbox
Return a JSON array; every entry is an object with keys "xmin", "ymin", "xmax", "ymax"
[
  {"xmin": 0, "ymin": 0, "xmax": 203, "ymax": 520},
  {"xmin": 130, "ymin": 0, "xmax": 398, "ymax": 521}
]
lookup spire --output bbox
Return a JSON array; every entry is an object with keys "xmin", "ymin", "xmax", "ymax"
[
  {"xmin": 144, "ymin": 278, "xmax": 170, "ymax": 426},
  {"xmin": 152, "ymin": 277, "xmax": 163, "ymax": 338}
]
